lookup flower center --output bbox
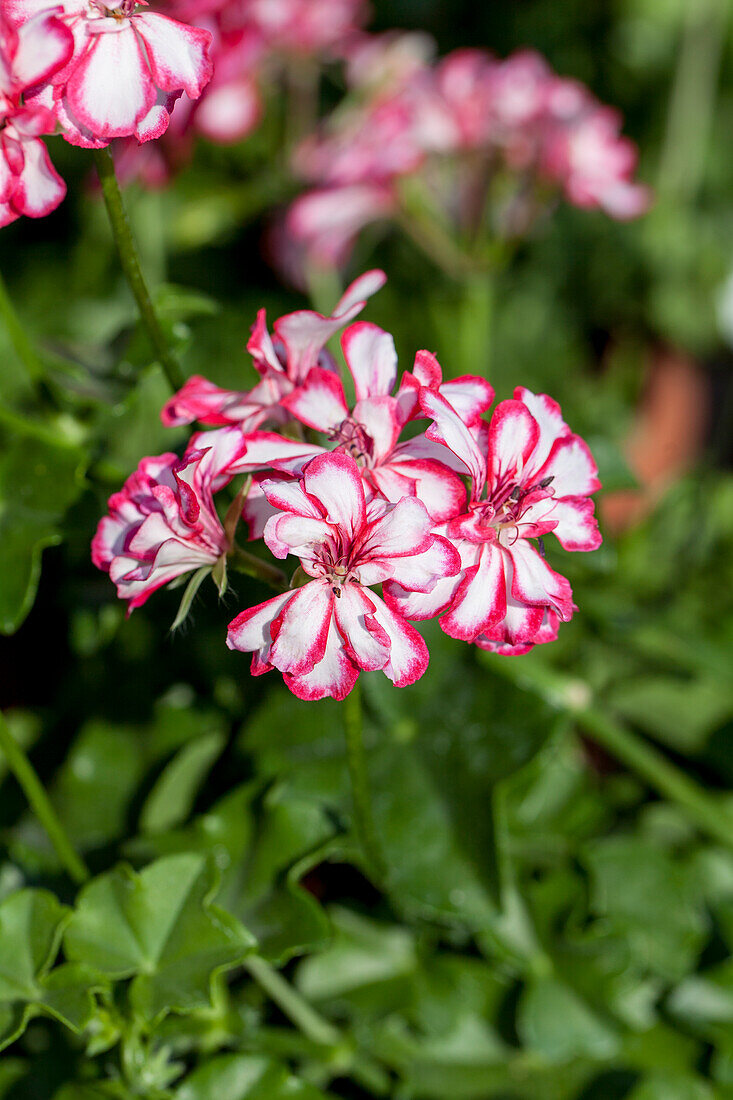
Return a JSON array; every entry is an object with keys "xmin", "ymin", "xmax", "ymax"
[{"xmin": 327, "ymin": 417, "xmax": 374, "ymax": 467}]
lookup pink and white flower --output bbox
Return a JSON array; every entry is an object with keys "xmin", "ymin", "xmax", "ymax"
[
  {"xmin": 92, "ymin": 428, "xmax": 246, "ymax": 609},
  {"xmin": 160, "ymin": 268, "xmax": 387, "ymax": 430},
  {"xmin": 228, "ymin": 325, "xmax": 492, "ymax": 535},
  {"xmin": 9, "ymin": 0, "xmax": 213, "ymax": 148},
  {"xmin": 384, "ymin": 382, "xmax": 601, "ymax": 653},
  {"xmin": 0, "ymin": 9, "xmax": 73, "ymax": 226},
  {"xmin": 226, "ymin": 451, "xmax": 460, "ymax": 700}
]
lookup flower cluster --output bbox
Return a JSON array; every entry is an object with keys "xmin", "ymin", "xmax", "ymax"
[
  {"xmin": 94, "ymin": 272, "xmax": 602, "ymax": 700},
  {"xmin": 113, "ymin": 0, "xmax": 367, "ymax": 186},
  {"xmin": 0, "ymin": 0, "xmax": 213, "ymax": 224},
  {"xmin": 286, "ymin": 40, "xmax": 651, "ymax": 269}
]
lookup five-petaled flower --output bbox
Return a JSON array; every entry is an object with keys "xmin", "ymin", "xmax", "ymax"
[
  {"xmin": 384, "ymin": 382, "xmax": 601, "ymax": 654},
  {"xmin": 226, "ymin": 451, "xmax": 460, "ymax": 700}
]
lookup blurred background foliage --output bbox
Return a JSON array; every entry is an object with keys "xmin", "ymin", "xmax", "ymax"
[{"xmin": 1, "ymin": 0, "xmax": 733, "ymax": 1097}]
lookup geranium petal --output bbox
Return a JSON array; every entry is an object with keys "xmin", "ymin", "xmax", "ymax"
[
  {"xmin": 133, "ymin": 12, "xmax": 213, "ymax": 98},
  {"xmin": 441, "ymin": 542, "xmax": 506, "ymax": 641},
  {"xmin": 342, "ymin": 321, "xmax": 397, "ymax": 400},
  {"xmin": 301, "ymin": 451, "xmax": 366, "ymax": 535},
  {"xmin": 66, "ymin": 26, "xmax": 155, "ymax": 139},
  {"xmin": 281, "ymin": 367, "xmax": 348, "ymax": 432},
  {"xmin": 270, "ymin": 579, "xmax": 333, "ymax": 675},
  {"xmin": 367, "ymin": 594, "xmax": 429, "ymax": 687},
  {"xmin": 334, "ymin": 583, "xmax": 389, "ymax": 672}
]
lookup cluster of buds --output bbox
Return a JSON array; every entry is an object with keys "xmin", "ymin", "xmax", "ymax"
[
  {"xmin": 286, "ymin": 39, "xmax": 651, "ymax": 270},
  {"xmin": 94, "ymin": 272, "xmax": 602, "ymax": 700},
  {"xmin": 0, "ymin": 0, "xmax": 214, "ymax": 224}
]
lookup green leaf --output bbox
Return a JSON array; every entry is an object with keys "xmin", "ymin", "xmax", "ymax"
[
  {"xmin": 517, "ymin": 976, "xmax": 619, "ymax": 1063},
  {"xmin": 0, "ymin": 426, "xmax": 86, "ymax": 633},
  {"xmin": 0, "ymin": 889, "xmax": 95, "ymax": 1050},
  {"xmin": 297, "ymin": 906, "xmax": 417, "ymax": 1009},
  {"xmin": 175, "ymin": 1054, "xmax": 330, "ymax": 1100},
  {"xmin": 243, "ymin": 632, "xmax": 554, "ymax": 931},
  {"xmin": 139, "ymin": 730, "xmax": 227, "ymax": 835},
  {"xmin": 626, "ymin": 1073, "xmax": 716, "ymax": 1100},
  {"xmin": 585, "ymin": 838, "xmax": 708, "ymax": 982},
  {"xmin": 127, "ymin": 782, "xmax": 333, "ymax": 965},
  {"xmin": 606, "ymin": 675, "xmax": 733, "ymax": 752},
  {"xmin": 64, "ymin": 854, "xmax": 255, "ymax": 1022}
]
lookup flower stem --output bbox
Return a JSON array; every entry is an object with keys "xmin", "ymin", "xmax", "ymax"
[
  {"xmin": 343, "ymin": 681, "xmax": 387, "ymax": 884},
  {"xmin": 229, "ymin": 544, "xmax": 289, "ymax": 592},
  {"xmin": 92, "ymin": 146, "xmax": 184, "ymax": 392},
  {"xmin": 0, "ymin": 268, "xmax": 44, "ymax": 384},
  {"xmin": 0, "ymin": 710, "xmax": 90, "ymax": 885},
  {"xmin": 484, "ymin": 655, "xmax": 733, "ymax": 850},
  {"xmin": 243, "ymin": 956, "xmax": 340, "ymax": 1048}
]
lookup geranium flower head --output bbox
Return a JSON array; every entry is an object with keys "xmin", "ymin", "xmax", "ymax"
[
  {"xmin": 227, "ymin": 451, "xmax": 460, "ymax": 700},
  {"xmin": 384, "ymin": 379, "xmax": 601, "ymax": 653},
  {"xmin": 0, "ymin": 8, "xmax": 73, "ymax": 226},
  {"xmin": 160, "ymin": 269, "xmax": 387, "ymax": 429},
  {"xmin": 92, "ymin": 428, "xmax": 246, "ymax": 609},
  {"xmin": 9, "ymin": 0, "xmax": 213, "ymax": 147}
]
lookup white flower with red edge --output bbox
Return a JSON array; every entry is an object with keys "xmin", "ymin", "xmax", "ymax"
[
  {"xmin": 92, "ymin": 428, "xmax": 246, "ymax": 610},
  {"xmin": 226, "ymin": 451, "xmax": 460, "ymax": 701},
  {"xmin": 8, "ymin": 0, "xmax": 213, "ymax": 147},
  {"xmin": 0, "ymin": 9, "xmax": 73, "ymax": 226},
  {"xmin": 384, "ymin": 380, "xmax": 601, "ymax": 653},
  {"xmin": 161, "ymin": 269, "xmax": 387, "ymax": 431}
]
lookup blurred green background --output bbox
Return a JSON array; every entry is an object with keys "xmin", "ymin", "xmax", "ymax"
[{"xmin": 0, "ymin": 0, "xmax": 732, "ymax": 1097}]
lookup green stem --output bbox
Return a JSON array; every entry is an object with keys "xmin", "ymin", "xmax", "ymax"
[
  {"xmin": 92, "ymin": 147, "xmax": 184, "ymax": 392},
  {"xmin": 0, "ymin": 268, "xmax": 44, "ymax": 383},
  {"xmin": 243, "ymin": 956, "xmax": 340, "ymax": 1048},
  {"xmin": 457, "ymin": 270, "xmax": 493, "ymax": 378},
  {"xmin": 343, "ymin": 681, "xmax": 387, "ymax": 884},
  {"xmin": 0, "ymin": 711, "xmax": 90, "ymax": 885},
  {"xmin": 484, "ymin": 656, "xmax": 733, "ymax": 850},
  {"xmin": 229, "ymin": 544, "xmax": 289, "ymax": 592}
]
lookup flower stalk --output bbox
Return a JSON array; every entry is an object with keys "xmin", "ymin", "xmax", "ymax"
[
  {"xmin": 93, "ymin": 147, "xmax": 184, "ymax": 392},
  {"xmin": 343, "ymin": 681, "xmax": 387, "ymax": 885},
  {"xmin": 0, "ymin": 710, "xmax": 90, "ymax": 886}
]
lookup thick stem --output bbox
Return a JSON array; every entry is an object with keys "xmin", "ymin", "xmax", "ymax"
[
  {"xmin": 92, "ymin": 147, "xmax": 184, "ymax": 392},
  {"xmin": 0, "ymin": 711, "xmax": 90, "ymax": 885},
  {"xmin": 243, "ymin": 956, "xmax": 340, "ymax": 1048},
  {"xmin": 0, "ymin": 268, "xmax": 44, "ymax": 384},
  {"xmin": 228, "ymin": 544, "xmax": 289, "ymax": 592},
  {"xmin": 484, "ymin": 656, "xmax": 733, "ymax": 850},
  {"xmin": 343, "ymin": 681, "xmax": 387, "ymax": 884}
]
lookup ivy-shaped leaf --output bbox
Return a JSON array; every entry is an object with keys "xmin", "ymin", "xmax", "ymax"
[
  {"xmin": 126, "ymin": 782, "xmax": 333, "ymax": 966},
  {"xmin": 0, "ymin": 426, "xmax": 87, "ymax": 634},
  {"xmin": 63, "ymin": 854, "xmax": 255, "ymax": 1023},
  {"xmin": 0, "ymin": 889, "xmax": 97, "ymax": 1050},
  {"xmin": 175, "ymin": 1054, "xmax": 331, "ymax": 1100}
]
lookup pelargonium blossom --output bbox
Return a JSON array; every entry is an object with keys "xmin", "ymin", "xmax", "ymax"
[
  {"xmin": 384, "ymin": 382, "xmax": 601, "ymax": 654},
  {"xmin": 0, "ymin": 9, "xmax": 73, "ymax": 226},
  {"xmin": 226, "ymin": 451, "xmax": 460, "ymax": 700},
  {"xmin": 222, "ymin": 327, "xmax": 492, "ymax": 542},
  {"xmin": 92, "ymin": 428, "xmax": 246, "ymax": 609},
  {"xmin": 161, "ymin": 268, "xmax": 387, "ymax": 431},
  {"xmin": 284, "ymin": 37, "xmax": 650, "ymax": 273},
  {"xmin": 8, "ymin": 0, "xmax": 213, "ymax": 147}
]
